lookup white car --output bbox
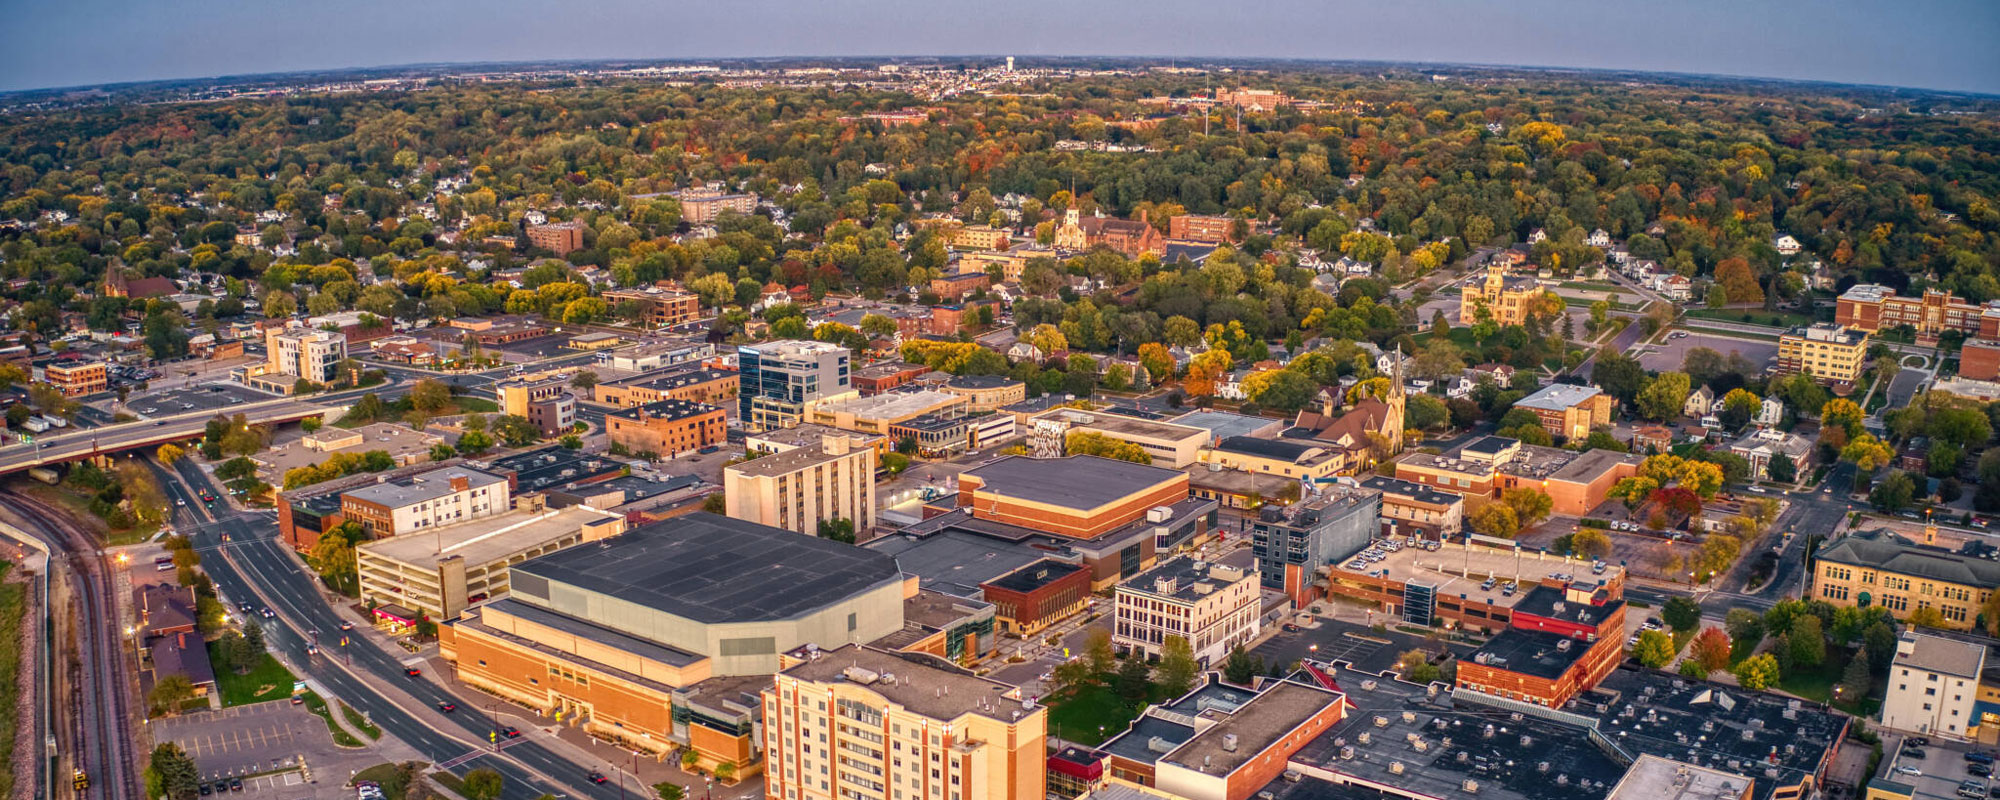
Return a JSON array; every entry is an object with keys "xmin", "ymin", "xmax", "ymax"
[{"xmin": 1894, "ymin": 765, "xmax": 1922, "ymax": 777}]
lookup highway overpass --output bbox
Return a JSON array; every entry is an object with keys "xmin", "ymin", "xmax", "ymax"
[{"xmin": 0, "ymin": 398, "xmax": 331, "ymax": 476}]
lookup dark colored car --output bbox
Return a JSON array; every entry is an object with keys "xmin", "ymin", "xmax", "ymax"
[
  {"xmin": 1971, "ymin": 752, "xmax": 1997, "ymax": 765},
  {"xmin": 437, "ymin": 702, "xmax": 456, "ymax": 713},
  {"xmin": 588, "ymin": 773, "xmax": 608, "ymax": 785},
  {"xmin": 501, "ymin": 726, "xmax": 521, "ymax": 739},
  {"xmin": 230, "ymin": 778, "xmax": 242, "ymax": 792}
]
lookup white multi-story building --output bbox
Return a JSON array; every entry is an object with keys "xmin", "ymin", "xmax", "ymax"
[
  {"xmin": 1881, "ymin": 632, "xmax": 1985, "ymax": 737},
  {"xmin": 340, "ymin": 466, "xmax": 512, "ymax": 537},
  {"xmin": 265, "ymin": 322, "xmax": 348, "ymax": 382},
  {"xmin": 1113, "ymin": 556, "xmax": 1260, "ymax": 665}
]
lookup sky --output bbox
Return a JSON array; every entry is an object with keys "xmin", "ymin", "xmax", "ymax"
[{"xmin": 2, "ymin": 0, "xmax": 1996, "ymax": 95}]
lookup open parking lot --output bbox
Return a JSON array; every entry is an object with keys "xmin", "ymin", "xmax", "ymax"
[
  {"xmin": 151, "ymin": 702, "xmax": 326, "ymax": 781},
  {"xmin": 126, "ymin": 384, "xmax": 276, "ymax": 417},
  {"xmin": 1636, "ymin": 331, "xmax": 1779, "ymax": 373}
]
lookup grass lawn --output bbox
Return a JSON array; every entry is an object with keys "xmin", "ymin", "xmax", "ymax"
[
  {"xmin": 208, "ymin": 646, "xmax": 299, "ymax": 707},
  {"xmin": 340, "ymin": 700, "xmax": 382, "ymax": 739},
  {"xmin": 1774, "ymin": 647, "xmax": 1878, "ymax": 717},
  {"xmin": 299, "ymin": 692, "xmax": 364, "ymax": 748},
  {"xmin": 1410, "ymin": 327, "xmax": 1478, "ymax": 349},
  {"xmin": 1684, "ymin": 308, "xmax": 1817, "ymax": 328},
  {"xmin": 0, "ymin": 565, "xmax": 24, "ymax": 800},
  {"xmin": 1729, "ymin": 635, "xmax": 1762, "ymax": 667},
  {"xmin": 1676, "ymin": 326, "xmax": 1782, "ymax": 343},
  {"xmin": 1046, "ymin": 685, "xmax": 1150, "ymax": 745},
  {"xmin": 352, "ymin": 762, "xmax": 428, "ymax": 798},
  {"xmin": 1564, "ymin": 296, "xmax": 1642, "ymax": 311},
  {"xmin": 1558, "ymin": 281, "xmax": 1627, "ymax": 292}
]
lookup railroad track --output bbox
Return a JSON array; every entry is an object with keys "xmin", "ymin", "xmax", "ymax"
[{"xmin": 0, "ymin": 492, "xmax": 137, "ymax": 800}]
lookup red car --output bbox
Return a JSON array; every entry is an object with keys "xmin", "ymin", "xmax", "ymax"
[
  {"xmin": 404, "ymin": 668, "xmax": 422, "ymax": 678},
  {"xmin": 437, "ymin": 702, "xmax": 456, "ymax": 713},
  {"xmin": 501, "ymin": 726, "xmax": 521, "ymax": 739},
  {"xmin": 588, "ymin": 773, "xmax": 607, "ymax": 785}
]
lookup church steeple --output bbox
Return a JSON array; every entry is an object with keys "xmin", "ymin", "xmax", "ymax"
[{"xmin": 1385, "ymin": 343, "xmax": 1407, "ymax": 455}]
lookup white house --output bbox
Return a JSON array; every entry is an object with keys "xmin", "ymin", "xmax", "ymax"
[
  {"xmin": 1006, "ymin": 341, "xmax": 1044, "ymax": 363},
  {"xmin": 1661, "ymin": 275, "xmax": 1694, "ymax": 302},
  {"xmin": 1774, "ymin": 234, "xmax": 1802, "ymax": 256},
  {"xmin": 1529, "ymin": 228, "xmax": 1548, "ymax": 244},
  {"xmin": 1755, "ymin": 397, "xmax": 1784, "ymax": 427},
  {"xmin": 1444, "ymin": 375, "xmax": 1476, "ymax": 400},
  {"xmin": 523, "ymin": 210, "xmax": 548, "ymax": 225},
  {"xmin": 1587, "ymin": 229, "xmax": 1612, "ymax": 248}
]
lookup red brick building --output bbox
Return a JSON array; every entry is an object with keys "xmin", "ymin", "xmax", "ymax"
[
  {"xmin": 1964, "ymin": 339, "xmax": 2000, "ymax": 381},
  {"xmin": 954, "ymin": 455, "xmax": 1190, "ymax": 541},
  {"xmin": 980, "ymin": 559, "xmax": 1091, "ymax": 635},
  {"xmin": 853, "ymin": 361, "xmax": 930, "ymax": 395},
  {"xmin": 1168, "ymin": 214, "xmax": 1238, "ymax": 244},
  {"xmin": 526, "ymin": 220, "xmax": 587, "ymax": 255},
  {"xmin": 1454, "ymin": 581, "xmax": 1626, "ymax": 707}
]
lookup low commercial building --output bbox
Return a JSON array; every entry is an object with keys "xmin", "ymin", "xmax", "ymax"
[
  {"xmin": 765, "ymin": 645, "xmax": 1047, "ymax": 800},
  {"xmin": 1393, "ymin": 435, "xmax": 1641, "ymax": 517},
  {"xmin": 595, "ymin": 340, "xmax": 713, "ymax": 372},
  {"xmin": 1112, "ymin": 556, "xmax": 1260, "ymax": 665},
  {"xmin": 981, "ymin": 559, "xmax": 1092, "ymax": 636},
  {"xmin": 930, "ymin": 269, "xmax": 991, "ymax": 299},
  {"xmin": 1199, "ymin": 436, "xmax": 1345, "ymax": 480},
  {"xmin": 341, "ymin": 466, "xmax": 512, "ymax": 538},
  {"xmin": 568, "ymin": 331, "xmax": 623, "ymax": 351},
  {"xmin": 888, "ymin": 412, "xmax": 974, "ymax": 457},
  {"xmin": 1324, "ymin": 539, "xmax": 1625, "ymax": 636},
  {"xmin": 954, "ymin": 455, "xmax": 1192, "ymax": 541},
  {"xmin": 1455, "ymin": 582, "xmax": 1627, "ymax": 708},
  {"xmin": 942, "ymin": 375, "xmax": 1027, "ymax": 412},
  {"xmin": 498, "ymin": 375, "xmax": 576, "ymax": 436},
  {"xmin": 806, "ymin": 390, "xmax": 967, "ymax": 435},
  {"xmin": 1249, "ymin": 485, "xmax": 1382, "ymax": 607},
  {"xmin": 1813, "ymin": 526, "xmax": 1997, "ymax": 630},
  {"xmin": 441, "ymin": 513, "xmax": 906, "ymax": 766},
  {"xmin": 1513, "ymin": 383, "xmax": 1616, "ymax": 441},
  {"xmin": 967, "ymin": 413, "xmax": 1017, "ymax": 450},
  {"xmin": 1099, "ymin": 679, "xmax": 1342, "ymax": 800},
  {"xmin": 853, "ymin": 361, "xmax": 930, "ymax": 395},
  {"xmin": 1358, "ymin": 475, "xmax": 1464, "ymax": 541},
  {"xmin": 1778, "ymin": 322, "xmax": 1870, "ymax": 388},
  {"xmin": 1029, "ymin": 408, "xmax": 1209, "ymax": 468},
  {"xmin": 252, "ymin": 423, "xmax": 445, "ymax": 482},
  {"xmin": 723, "ymin": 435, "xmax": 876, "ymax": 535},
  {"xmin": 592, "ymin": 368, "xmax": 739, "ymax": 408},
  {"xmin": 356, "ymin": 503, "xmax": 627, "ymax": 624},
  {"xmin": 605, "ymin": 399, "xmax": 727, "ymax": 458},
  {"xmin": 42, "ymin": 360, "xmax": 107, "ymax": 396},
  {"xmin": 744, "ymin": 424, "xmax": 887, "ymax": 461},
  {"xmin": 1880, "ymin": 632, "xmax": 1985, "ymax": 737},
  {"xmin": 602, "ymin": 285, "xmax": 702, "ymax": 328}
]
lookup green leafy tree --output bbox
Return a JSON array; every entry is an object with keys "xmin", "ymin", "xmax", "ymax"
[
  {"xmin": 1156, "ymin": 636, "xmax": 1199, "ymax": 698},
  {"xmin": 1662, "ymin": 596, "xmax": 1702, "ymax": 632},
  {"xmin": 411, "ymin": 379, "xmax": 452, "ymax": 413},
  {"xmin": 1112, "ymin": 655, "xmax": 1152, "ymax": 702},
  {"xmin": 816, "ymin": 518, "xmax": 857, "ymax": 544},
  {"xmin": 461, "ymin": 769, "xmax": 504, "ymax": 800},
  {"xmin": 1633, "ymin": 630, "xmax": 1676, "ymax": 668},
  {"xmin": 1787, "ymin": 615, "xmax": 1826, "ymax": 669},
  {"xmin": 1733, "ymin": 654, "xmax": 1781, "ymax": 691}
]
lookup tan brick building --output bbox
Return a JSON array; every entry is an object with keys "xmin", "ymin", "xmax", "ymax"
[
  {"xmin": 602, "ymin": 285, "xmax": 702, "ymax": 327},
  {"xmin": 593, "ymin": 368, "xmax": 740, "ymax": 408},
  {"xmin": 1513, "ymin": 383, "xmax": 1616, "ymax": 441},
  {"xmin": 605, "ymin": 399, "xmax": 726, "ymax": 458},
  {"xmin": 526, "ymin": 220, "xmax": 587, "ymax": 255},
  {"xmin": 1459, "ymin": 262, "xmax": 1544, "ymax": 326},
  {"xmin": 1777, "ymin": 323, "xmax": 1869, "ymax": 388},
  {"xmin": 723, "ymin": 435, "xmax": 876, "ymax": 534}
]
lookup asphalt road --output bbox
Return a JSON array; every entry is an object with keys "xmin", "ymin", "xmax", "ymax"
[{"xmin": 155, "ymin": 458, "xmax": 629, "ymax": 800}]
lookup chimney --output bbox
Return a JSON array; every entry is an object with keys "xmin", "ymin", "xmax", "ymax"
[{"xmin": 450, "ymin": 475, "xmax": 469, "ymax": 492}]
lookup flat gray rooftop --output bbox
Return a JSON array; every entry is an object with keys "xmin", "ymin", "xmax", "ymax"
[
  {"xmin": 962, "ymin": 454, "xmax": 1181, "ymax": 510},
  {"xmin": 511, "ymin": 513, "xmax": 902, "ymax": 624}
]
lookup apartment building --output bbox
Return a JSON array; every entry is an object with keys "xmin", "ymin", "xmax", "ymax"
[
  {"xmin": 525, "ymin": 220, "xmax": 587, "ymax": 255},
  {"xmin": 605, "ymin": 399, "xmax": 727, "ymax": 458},
  {"xmin": 723, "ymin": 435, "xmax": 876, "ymax": 535},
  {"xmin": 945, "ymin": 224, "xmax": 1011, "ymax": 251},
  {"xmin": 265, "ymin": 322, "xmax": 348, "ymax": 383},
  {"xmin": 1812, "ymin": 526, "xmax": 1998, "ymax": 630},
  {"xmin": 764, "ymin": 645, "xmax": 1047, "ymax": 800},
  {"xmin": 340, "ymin": 466, "xmax": 510, "ymax": 538},
  {"xmin": 1513, "ymin": 383, "xmax": 1616, "ymax": 441},
  {"xmin": 1881, "ymin": 633, "xmax": 1986, "ymax": 737},
  {"xmin": 739, "ymin": 340, "xmax": 854, "ymax": 432},
  {"xmin": 356, "ymin": 504, "xmax": 626, "ymax": 622},
  {"xmin": 673, "ymin": 187, "xmax": 759, "ymax": 223},
  {"xmin": 1777, "ymin": 323, "xmax": 1869, "ymax": 387},
  {"xmin": 603, "ymin": 284, "xmax": 703, "ymax": 327},
  {"xmin": 930, "ymin": 270, "xmax": 990, "ymax": 299},
  {"xmin": 1112, "ymin": 556, "xmax": 1260, "ymax": 665},
  {"xmin": 497, "ymin": 375, "xmax": 576, "ymax": 436},
  {"xmin": 42, "ymin": 360, "xmax": 107, "ymax": 397}
]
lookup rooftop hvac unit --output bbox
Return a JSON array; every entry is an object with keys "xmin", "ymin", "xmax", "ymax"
[
  {"xmin": 1461, "ymin": 779, "xmax": 1479, "ymax": 794},
  {"xmin": 1221, "ymin": 734, "xmax": 1239, "ymax": 752},
  {"xmin": 1147, "ymin": 506, "xmax": 1173, "ymax": 523}
]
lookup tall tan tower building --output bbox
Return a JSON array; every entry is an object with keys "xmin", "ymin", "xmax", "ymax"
[{"xmin": 764, "ymin": 645, "xmax": 1047, "ymax": 800}]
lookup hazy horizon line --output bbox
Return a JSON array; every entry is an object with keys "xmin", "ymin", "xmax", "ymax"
[{"xmin": 6, "ymin": 53, "xmax": 1993, "ymax": 102}]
